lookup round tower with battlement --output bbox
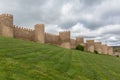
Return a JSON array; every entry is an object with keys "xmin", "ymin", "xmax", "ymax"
[
  {"xmin": 59, "ymin": 31, "xmax": 71, "ymax": 49},
  {"xmin": 94, "ymin": 42, "xmax": 102, "ymax": 54},
  {"xmin": 85, "ymin": 40, "xmax": 95, "ymax": 52},
  {"xmin": 0, "ymin": 14, "xmax": 13, "ymax": 37},
  {"xmin": 34, "ymin": 24, "xmax": 45, "ymax": 43}
]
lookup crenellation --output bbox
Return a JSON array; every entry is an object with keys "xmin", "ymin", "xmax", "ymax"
[
  {"xmin": 0, "ymin": 14, "xmax": 13, "ymax": 18},
  {"xmin": 13, "ymin": 25, "xmax": 34, "ymax": 32}
]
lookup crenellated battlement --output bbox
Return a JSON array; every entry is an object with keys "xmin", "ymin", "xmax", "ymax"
[
  {"xmin": 13, "ymin": 25, "xmax": 34, "ymax": 32},
  {"xmin": 13, "ymin": 25, "xmax": 35, "ymax": 41},
  {"xmin": 35, "ymin": 24, "xmax": 44, "ymax": 26},
  {"xmin": 59, "ymin": 31, "xmax": 70, "ymax": 34},
  {"xmin": 45, "ymin": 32, "xmax": 59, "ymax": 37},
  {"xmin": 35, "ymin": 24, "xmax": 44, "ymax": 29},
  {"xmin": 94, "ymin": 42, "xmax": 101, "ymax": 45},
  {"xmin": 86, "ymin": 40, "xmax": 94, "ymax": 44},
  {"xmin": 0, "ymin": 13, "xmax": 13, "ymax": 18}
]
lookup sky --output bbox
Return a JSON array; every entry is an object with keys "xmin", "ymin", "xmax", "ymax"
[{"xmin": 0, "ymin": 0, "xmax": 120, "ymax": 46}]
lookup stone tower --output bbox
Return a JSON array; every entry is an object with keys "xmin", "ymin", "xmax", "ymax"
[
  {"xmin": 0, "ymin": 14, "xmax": 13, "ymax": 37},
  {"xmin": 85, "ymin": 40, "xmax": 95, "ymax": 52},
  {"xmin": 76, "ymin": 37, "xmax": 85, "ymax": 47},
  {"xmin": 59, "ymin": 31, "xmax": 71, "ymax": 49},
  {"xmin": 108, "ymin": 46, "xmax": 113, "ymax": 55},
  {"xmin": 94, "ymin": 42, "xmax": 102, "ymax": 54},
  {"xmin": 101, "ymin": 44, "xmax": 108, "ymax": 54},
  {"xmin": 34, "ymin": 24, "xmax": 45, "ymax": 43}
]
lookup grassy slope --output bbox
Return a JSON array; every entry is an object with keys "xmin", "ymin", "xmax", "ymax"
[{"xmin": 0, "ymin": 37, "xmax": 120, "ymax": 80}]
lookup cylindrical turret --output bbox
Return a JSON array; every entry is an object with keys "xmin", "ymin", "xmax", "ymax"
[
  {"xmin": 34, "ymin": 24, "xmax": 45, "ymax": 43},
  {"xmin": 0, "ymin": 14, "xmax": 13, "ymax": 37},
  {"xmin": 85, "ymin": 40, "xmax": 95, "ymax": 52},
  {"xmin": 0, "ymin": 14, "xmax": 13, "ymax": 27},
  {"xmin": 94, "ymin": 42, "xmax": 102, "ymax": 54}
]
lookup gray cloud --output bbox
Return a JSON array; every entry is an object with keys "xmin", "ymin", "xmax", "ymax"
[{"xmin": 80, "ymin": 0, "xmax": 104, "ymax": 6}]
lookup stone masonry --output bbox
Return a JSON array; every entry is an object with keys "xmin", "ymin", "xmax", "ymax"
[{"xmin": 85, "ymin": 40, "xmax": 95, "ymax": 52}]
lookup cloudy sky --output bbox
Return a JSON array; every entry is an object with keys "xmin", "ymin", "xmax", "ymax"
[{"xmin": 0, "ymin": 0, "xmax": 120, "ymax": 46}]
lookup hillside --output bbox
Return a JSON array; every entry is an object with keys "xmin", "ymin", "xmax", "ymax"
[{"xmin": 0, "ymin": 37, "xmax": 120, "ymax": 80}]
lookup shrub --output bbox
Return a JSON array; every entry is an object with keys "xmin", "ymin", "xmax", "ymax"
[
  {"xmin": 94, "ymin": 50, "xmax": 98, "ymax": 54},
  {"xmin": 116, "ymin": 55, "xmax": 119, "ymax": 57},
  {"xmin": 76, "ymin": 45, "xmax": 84, "ymax": 51}
]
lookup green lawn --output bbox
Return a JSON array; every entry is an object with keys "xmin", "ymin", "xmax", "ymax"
[{"xmin": 0, "ymin": 36, "xmax": 120, "ymax": 80}]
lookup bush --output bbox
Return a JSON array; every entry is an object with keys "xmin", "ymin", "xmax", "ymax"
[
  {"xmin": 116, "ymin": 55, "xmax": 119, "ymax": 57},
  {"xmin": 94, "ymin": 50, "xmax": 98, "ymax": 54},
  {"xmin": 76, "ymin": 45, "xmax": 84, "ymax": 51}
]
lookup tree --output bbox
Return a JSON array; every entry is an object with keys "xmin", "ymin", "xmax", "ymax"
[
  {"xmin": 94, "ymin": 50, "xmax": 98, "ymax": 54},
  {"xmin": 76, "ymin": 45, "xmax": 84, "ymax": 51}
]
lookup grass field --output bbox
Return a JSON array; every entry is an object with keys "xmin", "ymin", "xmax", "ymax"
[{"xmin": 0, "ymin": 36, "xmax": 120, "ymax": 80}]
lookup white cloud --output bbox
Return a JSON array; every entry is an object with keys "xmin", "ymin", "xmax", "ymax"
[
  {"xmin": 45, "ymin": 24, "xmax": 63, "ymax": 34},
  {"xmin": 68, "ymin": 23, "xmax": 120, "ymax": 45},
  {"xmin": 61, "ymin": 3, "xmax": 73, "ymax": 15}
]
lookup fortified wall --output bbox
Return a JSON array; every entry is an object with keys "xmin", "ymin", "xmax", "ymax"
[
  {"xmin": 0, "ymin": 13, "xmax": 114, "ymax": 56},
  {"xmin": 13, "ymin": 26, "xmax": 35, "ymax": 41},
  {"xmin": 45, "ymin": 33, "xmax": 60, "ymax": 45}
]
